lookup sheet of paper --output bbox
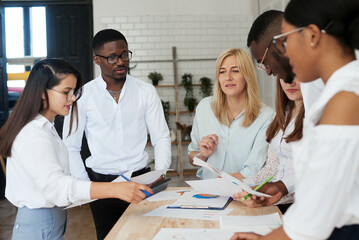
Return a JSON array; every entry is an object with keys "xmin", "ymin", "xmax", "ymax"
[
  {"xmin": 146, "ymin": 189, "xmax": 190, "ymax": 202},
  {"xmin": 130, "ymin": 169, "xmax": 169, "ymax": 184},
  {"xmin": 144, "ymin": 205, "xmax": 233, "ymax": 221},
  {"xmin": 65, "ymin": 171, "xmax": 132, "ymax": 209},
  {"xmin": 223, "ymin": 226, "xmax": 273, "ymax": 235},
  {"xmin": 168, "ymin": 190, "xmax": 230, "ymax": 209},
  {"xmin": 152, "ymin": 227, "xmax": 273, "ymax": 240},
  {"xmin": 220, "ymin": 213, "xmax": 283, "ymax": 229},
  {"xmin": 152, "ymin": 228, "xmax": 235, "ymax": 240},
  {"xmin": 192, "ymin": 157, "xmax": 271, "ymax": 197},
  {"xmin": 186, "ymin": 178, "xmax": 242, "ymax": 197}
]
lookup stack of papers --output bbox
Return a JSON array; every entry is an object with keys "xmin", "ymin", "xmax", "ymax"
[
  {"xmin": 146, "ymin": 189, "xmax": 190, "ymax": 202},
  {"xmin": 152, "ymin": 227, "xmax": 273, "ymax": 240},
  {"xmin": 167, "ymin": 190, "xmax": 231, "ymax": 210},
  {"xmin": 152, "ymin": 228, "xmax": 235, "ymax": 240},
  {"xmin": 220, "ymin": 213, "xmax": 283, "ymax": 229},
  {"xmin": 144, "ymin": 205, "xmax": 233, "ymax": 221},
  {"xmin": 187, "ymin": 157, "xmax": 271, "ymax": 198}
]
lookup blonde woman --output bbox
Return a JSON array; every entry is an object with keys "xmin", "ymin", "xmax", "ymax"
[{"xmin": 188, "ymin": 48, "xmax": 274, "ymax": 179}]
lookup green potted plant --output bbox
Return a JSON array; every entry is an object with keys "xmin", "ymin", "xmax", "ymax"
[
  {"xmin": 181, "ymin": 73, "xmax": 197, "ymax": 112},
  {"xmin": 161, "ymin": 100, "xmax": 170, "ymax": 126},
  {"xmin": 199, "ymin": 76, "xmax": 213, "ymax": 98},
  {"xmin": 148, "ymin": 71, "xmax": 163, "ymax": 86}
]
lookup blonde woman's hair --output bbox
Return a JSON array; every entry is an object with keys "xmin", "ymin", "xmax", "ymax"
[{"xmin": 212, "ymin": 48, "xmax": 261, "ymax": 127}]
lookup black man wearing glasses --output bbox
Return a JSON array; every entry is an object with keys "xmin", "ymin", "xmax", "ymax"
[{"xmin": 63, "ymin": 29, "xmax": 171, "ymax": 240}]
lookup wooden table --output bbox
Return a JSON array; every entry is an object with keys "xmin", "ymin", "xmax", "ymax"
[{"xmin": 105, "ymin": 187, "xmax": 282, "ymax": 240}]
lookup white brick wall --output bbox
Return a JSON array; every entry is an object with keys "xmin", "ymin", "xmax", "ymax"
[
  {"xmin": 98, "ymin": 13, "xmax": 275, "ymax": 123},
  {"xmin": 94, "ymin": 1, "xmax": 278, "ymax": 171}
]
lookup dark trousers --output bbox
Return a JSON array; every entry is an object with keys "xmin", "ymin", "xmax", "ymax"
[
  {"xmin": 87, "ymin": 167, "xmax": 151, "ymax": 240},
  {"xmin": 327, "ymin": 224, "xmax": 359, "ymax": 240},
  {"xmin": 278, "ymin": 203, "xmax": 292, "ymax": 214}
]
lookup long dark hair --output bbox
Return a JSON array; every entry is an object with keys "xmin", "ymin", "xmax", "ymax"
[
  {"xmin": 266, "ymin": 79, "xmax": 304, "ymax": 143},
  {"xmin": 284, "ymin": 0, "xmax": 359, "ymax": 50},
  {"xmin": 0, "ymin": 59, "xmax": 83, "ymax": 158}
]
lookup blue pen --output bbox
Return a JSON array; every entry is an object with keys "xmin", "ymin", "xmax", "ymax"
[{"xmin": 120, "ymin": 174, "xmax": 151, "ymax": 197}]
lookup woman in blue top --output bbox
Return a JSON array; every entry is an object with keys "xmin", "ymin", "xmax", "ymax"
[{"xmin": 188, "ymin": 48, "xmax": 274, "ymax": 179}]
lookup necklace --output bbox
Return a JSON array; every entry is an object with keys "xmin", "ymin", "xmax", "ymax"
[
  {"xmin": 107, "ymin": 89, "xmax": 122, "ymax": 94},
  {"xmin": 107, "ymin": 89, "xmax": 122, "ymax": 101},
  {"xmin": 229, "ymin": 111, "xmax": 240, "ymax": 121}
]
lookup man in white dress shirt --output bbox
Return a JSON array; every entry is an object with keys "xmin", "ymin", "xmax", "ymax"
[
  {"xmin": 245, "ymin": 10, "xmax": 323, "ymax": 213},
  {"xmin": 63, "ymin": 29, "xmax": 171, "ymax": 240}
]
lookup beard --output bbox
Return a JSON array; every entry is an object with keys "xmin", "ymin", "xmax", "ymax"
[
  {"xmin": 113, "ymin": 65, "xmax": 128, "ymax": 82},
  {"xmin": 273, "ymin": 51, "xmax": 295, "ymax": 84},
  {"xmin": 114, "ymin": 76, "xmax": 126, "ymax": 82}
]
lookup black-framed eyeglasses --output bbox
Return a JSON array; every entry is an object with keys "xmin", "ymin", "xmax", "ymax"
[
  {"xmin": 96, "ymin": 50, "xmax": 133, "ymax": 64},
  {"xmin": 50, "ymin": 89, "xmax": 79, "ymax": 101},
  {"xmin": 272, "ymin": 27, "xmax": 305, "ymax": 54},
  {"xmin": 257, "ymin": 41, "xmax": 273, "ymax": 71}
]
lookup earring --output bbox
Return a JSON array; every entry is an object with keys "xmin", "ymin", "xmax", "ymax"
[{"xmin": 310, "ymin": 42, "xmax": 314, "ymax": 47}]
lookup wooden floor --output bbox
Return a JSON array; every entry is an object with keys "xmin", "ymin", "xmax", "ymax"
[{"xmin": 0, "ymin": 174, "xmax": 196, "ymax": 239}]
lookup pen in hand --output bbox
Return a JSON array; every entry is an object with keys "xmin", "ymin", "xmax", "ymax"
[
  {"xmin": 241, "ymin": 176, "xmax": 273, "ymax": 202},
  {"xmin": 120, "ymin": 174, "xmax": 152, "ymax": 197}
]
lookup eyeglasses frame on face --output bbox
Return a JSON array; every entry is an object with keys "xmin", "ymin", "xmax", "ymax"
[
  {"xmin": 50, "ymin": 88, "xmax": 77, "ymax": 101},
  {"xmin": 257, "ymin": 41, "xmax": 273, "ymax": 71},
  {"xmin": 272, "ymin": 20, "xmax": 332, "ymax": 54},
  {"xmin": 96, "ymin": 50, "xmax": 133, "ymax": 64},
  {"xmin": 272, "ymin": 27, "xmax": 306, "ymax": 54}
]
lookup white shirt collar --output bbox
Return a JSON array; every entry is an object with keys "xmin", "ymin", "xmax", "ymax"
[{"xmin": 95, "ymin": 74, "xmax": 131, "ymax": 102}]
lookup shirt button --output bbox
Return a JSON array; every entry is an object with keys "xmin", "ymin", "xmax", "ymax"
[{"xmin": 15, "ymin": 224, "xmax": 19, "ymax": 229}]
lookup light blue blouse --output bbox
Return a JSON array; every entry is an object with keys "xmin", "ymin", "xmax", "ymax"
[{"xmin": 188, "ymin": 97, "xmax": 274, "ymax": 179}]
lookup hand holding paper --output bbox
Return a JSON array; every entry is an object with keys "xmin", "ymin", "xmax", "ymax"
[
  {"xmin": 241, "ymin": 176, "xmax": 273, "ymax": 202},
  {"xmin": 191, "ymin": 157, "xmax": 271, "ymax": 198},
  {"xmin": 131, "ymin": 169, "xmax": 168, "ymax": 184},
  {"xmin": 66, "ymin": 169, "xmax": 170, "ymax": 209}
]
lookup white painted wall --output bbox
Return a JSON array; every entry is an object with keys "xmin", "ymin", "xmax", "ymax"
[
  {"xmin": 258, "ymin": 0, "xmax": 289, "ymax": 12},
  {"xmin": 93, "ymin": 0, "xmax": 257, "ymax": 34},
  {"xmin": 91, "ymin": 0, "xmax": 286, "ymax": 170}
]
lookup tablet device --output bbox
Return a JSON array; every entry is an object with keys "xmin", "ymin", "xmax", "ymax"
[{"xmin": 148, "ymin": 176, "xmax": 171, "ymax": 197}]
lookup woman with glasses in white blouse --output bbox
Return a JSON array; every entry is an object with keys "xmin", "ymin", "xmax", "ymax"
[
  {"xmin": 231, "ymin": 0, "xmax": 359, "ymax": 239},
  {"xmin": 0, "ymin": 59, "xmax": 152, "ymax": 240}
]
